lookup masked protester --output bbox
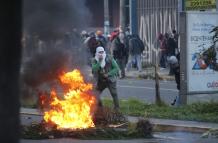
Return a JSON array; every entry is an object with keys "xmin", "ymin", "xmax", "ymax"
[{"xmin": 92, "ymin": 46, "xmax": 120, "ymax": 110}]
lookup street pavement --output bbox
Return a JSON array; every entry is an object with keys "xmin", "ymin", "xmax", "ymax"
[
  {"xmin": 20, "ymin": 67, "xmax": 218, "ymax": 143},
  {"xmin": 100, "ymin": 67, "xmax": 218, "ymax": 104},
  {"xmin": 102, "ymin": 78, "xmax": 178, "ymax": 104}
]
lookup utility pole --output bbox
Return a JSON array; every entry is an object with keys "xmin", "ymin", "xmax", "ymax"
[
  {"xmin": 104, "ymin": 0, "xmax": 110, "ymax": 36},
  {"xmin": 182, "ymin": 0, "xmax": 185, "ymax": 11},
  {"xmin": 178, "ymin": 0, "xmax": 187, "ymax": 105},
  {"xmin": 129, "ymin": 0, "xmax": 137, "ymax": 34},
  {"xmin": 217, "ymin": 0, "xmax": 218, "ymax": 11},
  {"xmin": 155, "ymin": 55, "xmax": 161, "ymax": 105},
  {"xmin": 178, "ymin": 0, "xmax": 185, "ymax": 30},
  {"xmin": 120, "ymin": 0, "xmax": 126, "ymax": 32}
]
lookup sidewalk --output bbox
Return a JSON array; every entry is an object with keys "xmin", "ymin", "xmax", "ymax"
[
  {"xmin": 125, "ymin": 67, "xmax": 174, "ymax": 80},
  {"xmin": 20, "ymin": 108, "xmax": 218, "ymax": 133},
  {"xmin": 128, "ymin": 116, "xmax": 218, "ymax": 133},
  {"xmin": 86, "ymin": 65, "xmax": 174, "ymax": 80},
  {"xmin": 124, "ymin": 67, "xmax": 218, "ymax": 103}
]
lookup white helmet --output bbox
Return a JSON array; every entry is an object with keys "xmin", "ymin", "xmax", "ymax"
[
  {"xmin": 81, "ymin": 30, "xmax": 87, "ymax": 35},
  {"xmin": 168, "ymin": 56, "xmax": 178, "ymax": 64}
]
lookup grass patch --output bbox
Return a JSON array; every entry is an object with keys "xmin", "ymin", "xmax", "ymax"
[
  {"xmin": 21, "ymin": 97, "xmax": 218, "ymax": 123},
  {"xmin": 103, "ymin": 98, "xmax": 218, "ymax": 123}
]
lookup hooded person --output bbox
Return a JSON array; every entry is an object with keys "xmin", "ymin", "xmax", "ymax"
[
  {"xmin": 91, "ymin": 46, "xmax": 120, "ymax": 110},
  {"xmin": 168, "ymin": 55, "xmax": 180, "ymax": 106},
  {"xmin": 94, "ymin": 46, "xmax": 107, "ymax": 68},
  {"xmin": 96, "ymin": 30, "xmax": 107, "ymax": 48}
]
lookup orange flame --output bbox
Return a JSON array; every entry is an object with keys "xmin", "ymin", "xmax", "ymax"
[{"xmin": 41, "ymin": 69, "xmax": 96, "ymax": 130}]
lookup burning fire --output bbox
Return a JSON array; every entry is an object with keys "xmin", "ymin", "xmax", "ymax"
[{"xmin": 40, "ymin": 69, "xmax": 96, "ymax": 130}]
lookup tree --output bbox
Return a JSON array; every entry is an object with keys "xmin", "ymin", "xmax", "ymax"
[{"xmin": 211, "ymin": 26, "xmax": 218, "ymax": 42}]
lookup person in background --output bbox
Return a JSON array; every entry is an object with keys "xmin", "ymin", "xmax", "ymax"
[
  {"xmin": 165, "ymin": 33, "xmax": 177, "ymax": 75},
  {"xmin": 109, "ymin": 29, "xmax": 119, "ymax": 54},
  {"xmin": 96, "ymin": 30, "xmax": 107, "ymax": 49},
  {"xmin": 158, "ymin": 33, "xmax": 167, "ymax": 68},
  {"xmin": 126, "ymin": 34, "xmax": 145, "ymax": 72},
  {"xmin": 80, "ymin": 31, "xmax": 93, "ymax": 66},
  {"xmin": 111, "ymin": 31, "xmax": 128, "ymax": 79},
  {"xmin": 81, "ymin": 30, "xmax": 89, "ymax": 43},
  {"xmin": 91, "ymin": 46, "xmax": 120, "ymax": 110},
  {"xmin": 87, "ymin": 32, "xmax": 100, "ymax": 57},
  {"xmin": 172, "ymin": 29, "xmax": 179, "ymax": 48},
  {"xmin": 168, "ymin": 55, "xmax": 180, "ymax": 105}
]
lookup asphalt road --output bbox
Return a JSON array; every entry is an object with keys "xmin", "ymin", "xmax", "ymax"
[{"xmin": 100, "ymin": 79, "xmax": 178, "ymax": 104}]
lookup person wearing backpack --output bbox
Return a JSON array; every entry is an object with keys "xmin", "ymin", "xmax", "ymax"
[
  {"xmin": 126, "ymin": 34, "xmax": 145, "ymax": 72},
  {"xmin": 168, "ymin": 55, "xmax": 180, "ymax": 106},
  {"xmin": 92, "ymin": 46, "xmax": 120, "ymax": 110}
]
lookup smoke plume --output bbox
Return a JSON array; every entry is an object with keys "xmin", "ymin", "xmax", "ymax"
[
  {"xmin": 23, "ymin": 0, "xmax": 91, "ymax": 40},
  {"xmin": 22, "ymin": 0, "xmax": 92, "ymax": 88}
]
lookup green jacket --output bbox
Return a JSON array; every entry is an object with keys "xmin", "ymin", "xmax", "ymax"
[{"xmin": 92, "ymin": 55, "xmax": 119, "ymax": 81}]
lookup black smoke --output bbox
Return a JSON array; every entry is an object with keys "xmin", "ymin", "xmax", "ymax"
[
  {"xmin": 22, "ymin": 48, "xmax": 70, "ymax": 87},
  {"xmin": 23, "ymin": 0, "xmax": 91, "ymax": 41},
  {"xmin": 21, "ymin": 0, "xmax": 92, "ymax": 89}
]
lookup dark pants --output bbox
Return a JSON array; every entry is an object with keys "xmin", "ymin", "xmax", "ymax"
[
  {"xmin": 160, "ymin": 50, "xmax": 167, "ymax": 68},
  {"xmin": 116, "ymin": 58, "xmax": 126, "ymax": 78},
  {"xmin": 96, "ymin": 80, "xmax": 119, "ymax": 110}
]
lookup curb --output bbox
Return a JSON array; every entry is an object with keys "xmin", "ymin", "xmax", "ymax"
[
  {"xmin": 127, "ymin": 116, "xmax": 218, "ymax": 133},
  {"xmin": 125, "ymin": 74, "xmax": 175, "ymax": 81},
  {"xmin": 20, "ymin": 108, "xmax": 218, "ymax": 134}
]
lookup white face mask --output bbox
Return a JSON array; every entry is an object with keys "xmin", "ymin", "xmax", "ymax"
[
  {"xmin": 95, "ymin": 50, "xmax": 106, "ymax": 68},
  {"xmin": 119, "ymin": 32, "xmax": 125, "ymax": 44}
]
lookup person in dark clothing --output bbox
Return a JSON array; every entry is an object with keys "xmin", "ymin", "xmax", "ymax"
[
  {"xmin": 112, "ymin": 32, "xmax": 128, "ymax": 79},
  {"xmin": 168, "ymin": 55, "xmax": 180, "ymax": 105},
  {"xmin": 158, "ymin": 33, "xmax": 167, "ymax": 68},
  {"xmin": 165, "ymin": 33, "xmax": 177, "ymax": 75},
  {"xmin": 172, "ymin": 29, "xmax": 179, "ymax": 49},
  {"xmin": 96, "ymin": 30, "xmax": 107, "ymax": 48},
  {"xmin": 87, "ymin": 33, "xmax": 100, "ymax": 57},
  {"xmin": 166, "ymin": 33, "xmax": 176, "ymax": 57},
  {"xmin": 126, "ymin": 34, "xmax": 145, "ymax": 72}
]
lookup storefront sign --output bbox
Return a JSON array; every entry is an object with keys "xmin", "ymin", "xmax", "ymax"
[{"xmin": 185, "ymin": 0, "xmax": 216, "ymax": 11}]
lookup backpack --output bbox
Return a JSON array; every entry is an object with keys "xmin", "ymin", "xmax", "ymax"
[{"xmin": 137, "ymin": 38, "xmax": 145, "ymax": 52}]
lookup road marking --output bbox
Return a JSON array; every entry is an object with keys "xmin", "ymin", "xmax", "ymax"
[
  {"xmin": 117, "ymin": 85, "xmax": 178, "ymax": 92},
  {"xmin": 118, "ymin": 79, "xmax": 176, "ymax": 85}
]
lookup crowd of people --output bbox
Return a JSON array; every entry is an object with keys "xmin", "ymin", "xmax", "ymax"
[
  {"xmin": 79, "ymin": 28, "xmax": 145, "ymax": 110},
  {"xmin": 79, "ymin": 28, "xmax": 181, "ymax": 108},
  {"xmin": 80, "ymin": 28, "xmax": 145, "ymax": 78}
]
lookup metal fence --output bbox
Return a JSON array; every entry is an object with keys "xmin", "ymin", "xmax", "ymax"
[{"xmin": 137, "ymin": 0, "xmax": 178, "ymax": 65}]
